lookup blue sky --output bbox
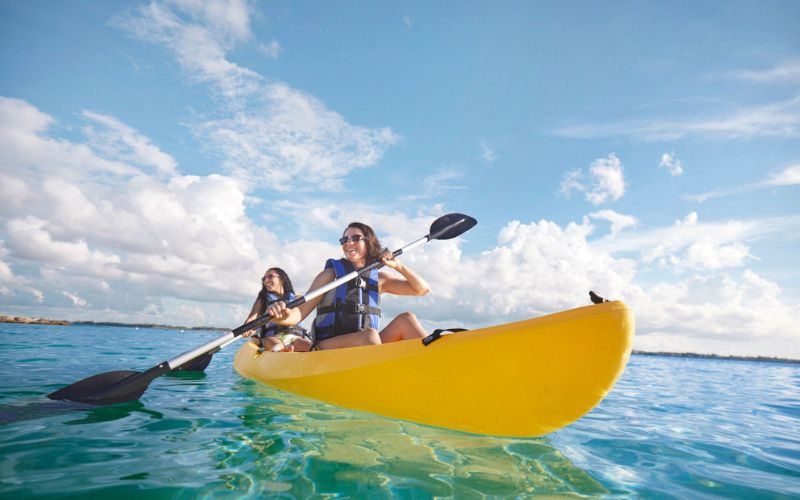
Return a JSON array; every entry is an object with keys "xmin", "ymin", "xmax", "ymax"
[{"xmin": 1, "ymin": 0, "xmax": 799, "ymax": 357}]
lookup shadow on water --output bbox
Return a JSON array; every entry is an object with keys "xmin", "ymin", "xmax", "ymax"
[
  {"xmin": 0, "ymin": 399, "xmax": 164, "ymax": 426},
  {"xmin": 0, "ymin": 369, "xmax": 208, "ymax": 426},
  {"xmin": 208, "ymin": 380, "xmax": 609, "ymax": 497}
]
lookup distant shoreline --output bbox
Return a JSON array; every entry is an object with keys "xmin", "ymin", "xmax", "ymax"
[
  {"xmin": 0, "ymin": 313, "xmax": 227, "ymax": 332},
  {"xmin": 2, "ymin": 313, "xmax": 798, "ymax": 363},
  {"xmin": 631, "ymin": 350, "xmax": 799, "ymax": 365}
]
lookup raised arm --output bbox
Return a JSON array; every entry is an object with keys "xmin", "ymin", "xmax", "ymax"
[{"xmin": 378, "ymin": 250, "xmax": 430, "ymax": 296}]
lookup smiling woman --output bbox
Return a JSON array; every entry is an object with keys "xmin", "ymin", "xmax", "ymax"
[
  {"xmin": 267, "ymin": 222, "xmax": 431, "ymax": 350},
  {"xmin": 241, "ymin": 267, "xmax": 311, "ymax": 352}
]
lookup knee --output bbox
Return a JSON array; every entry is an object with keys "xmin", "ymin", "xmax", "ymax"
[
  {"xmin": 397, "ymin": 311, "xmax": 418, "ymax": 323},
  {"xmin": 363, "ymin": 327, "xmax": 381, "ymax": 344}
]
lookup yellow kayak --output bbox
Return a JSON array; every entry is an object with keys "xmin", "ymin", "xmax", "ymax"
[{"xmin": 234, "ymin": 301, "xmax": 634, "ymax": 437}]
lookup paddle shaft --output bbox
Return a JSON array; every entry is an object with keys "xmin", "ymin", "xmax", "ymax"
[{"xmin": 167, "ymin": 216, "xmax": 469, "ymax": 369}]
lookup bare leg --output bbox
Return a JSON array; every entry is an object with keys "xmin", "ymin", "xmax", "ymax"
[
  {"xmin": 379, "ymin": 312, "xmax": 426, "ymax": 343},
  {"xmin": 317, "ymin": 328, "xmax": 381, "ymax": 350},
  {"xmin": 286, "ymin": 337, "xmax": 312, "ymax": 352},
  {"xmin": 257, "ymin": 336, "xmax": 283, "ymax": 350}
]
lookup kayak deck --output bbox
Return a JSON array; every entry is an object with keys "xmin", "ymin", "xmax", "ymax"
[{"xmin": 234, "ymin": 301, "xmax": 634, "ymax": 437}]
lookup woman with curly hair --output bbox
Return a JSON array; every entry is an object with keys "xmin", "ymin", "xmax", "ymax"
[{"xmin": 243, "ymin": 267, "xmax": 311, "ymax": 352}]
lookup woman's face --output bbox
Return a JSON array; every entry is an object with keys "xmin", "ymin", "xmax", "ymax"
[
  {"xmin": 262, "ymin": 269, "xmax": 284, "ymax": 295},
  {"xmin": 340, "ymin": 226, "xmax": 368, "ymax": 265}
]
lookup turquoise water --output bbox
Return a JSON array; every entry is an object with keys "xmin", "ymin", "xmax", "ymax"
[{"xmin": 0, "ymin": 324, "xmax": 798, "ymax": 498}]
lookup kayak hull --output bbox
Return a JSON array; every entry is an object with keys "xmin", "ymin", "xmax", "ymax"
[{"xmin": 234, "ymin": 301, "xmax": 634, "ymax": 437}]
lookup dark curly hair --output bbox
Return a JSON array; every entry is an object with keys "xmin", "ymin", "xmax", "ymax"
[{"xmin": 257, "ymin": 267, "xmax": 294, "ymax": 314}]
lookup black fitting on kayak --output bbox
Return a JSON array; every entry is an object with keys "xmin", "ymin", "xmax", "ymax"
[
  {"xmin": 422, "ymin": 328, "xmax": 468, "ymax": 346},
  {"xmin": 589, "ymin": 290, "xmax": 609, "ymax": 304}
]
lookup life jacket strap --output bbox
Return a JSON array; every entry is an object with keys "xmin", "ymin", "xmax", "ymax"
[{"xmin": 317, "ymin": 303, "xmax": 381, "ymax": 316}]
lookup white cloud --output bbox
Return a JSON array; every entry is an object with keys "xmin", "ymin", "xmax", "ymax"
[
  {"xmin": 764, "ymin": 163, "xmax": 800, "ymax": 186},
  {"xmin": 589, "ymin": 209, "xmax": 637, "ymax": 235},
  {"xmin": 5, "ymin": 216, "xmax": 121, "ymax": 276},
  {"xmin": 82, "ymin": 111, "xmax": 177, "ymax": 175},
  {"xmin": 0, "ymin": 97, "xmax": 139, "ymax": 178},
  {"xmin": 633, "ymin": 270, "xmax": 800, "ymax": 358},
  {"xmin": 259, "ymin": 40, "xmax": 282, "ymax": 59},
  {"xmin": 659, "ymin": 152, "xmax": 684, "ymax": 177},
  {"xmin": 595, "ymin": 211, "xmax": 761, "ymax": 271},
  {"xmin": 399, "ymin": 169, "xmax": 467, "ymax": 201},
  {"xmin": 554, "ymin": 95, "xmax": 800, "ymax": 141},
  {"xmin": 114, "ymin": 0, "xmax": 397, "ymax": 191},
  {"xmin": 425, "ymin": 218, "xmax": 800, "ymax": 358},
  {"xmin": 560, "ymin": 154, "xmax": 626, "ymax": 205},
  {"xmin": 62, "ymin": 290, "xmax": 88, "ymax": 307},
  {"xmin": 480, "ymin": 141, "xmax": 496, "ymax": 163},
  {"xmin": 196, "ymin": 83, "xmax": 398, "ymax": 191},
  {"xmin": 688, "ymin": 162, "xmax": 800, "ymax": 202},
  {"xmin": 0, "ymin": 99, "xmax": 278, "ymax": 324},
  {"xmin": 726, "ymin": 59, "xmax": 800, "ymax": 84}
]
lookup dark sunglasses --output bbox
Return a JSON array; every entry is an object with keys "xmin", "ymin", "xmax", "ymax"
[
  {"xmin": 262, "ymin": 273, "xmax": 280, "ymax": 281},
  {"xmin": 339, "ymin": 235, "xmax": 365, "ymax": 245}
]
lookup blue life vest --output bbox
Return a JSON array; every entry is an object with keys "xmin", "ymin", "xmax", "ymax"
[
  {"xmin": 312, "ymin": 258, "xmax": 381, "ymax": 341},
  {"xmin": 259, "ymin": 291, "xmax": 305, "ymax": 337}
]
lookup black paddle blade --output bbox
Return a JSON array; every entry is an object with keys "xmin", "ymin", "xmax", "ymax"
[
  {"xmin": 172, "ymin": 352, "xmax": 213, "ymax": 372},
  {"xmin": 47, "ymin": 363, "xmax": 170, "ymax": 405},
  {"xmin": 429, "ymin": 213, "xmax": 477, "ymax": 240}
]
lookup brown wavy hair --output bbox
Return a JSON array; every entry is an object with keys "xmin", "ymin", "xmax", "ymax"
[{"xmin": 344, "ymin": 222, "xmax": 384, "ymax": 263}]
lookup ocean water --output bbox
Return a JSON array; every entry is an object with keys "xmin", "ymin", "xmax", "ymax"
[{"xmin": 0, "ymin": 324, "xmax": 798, "ymax": 499}]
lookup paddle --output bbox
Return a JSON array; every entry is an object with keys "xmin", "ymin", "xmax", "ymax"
[{"xmin": 47, "ymin": 213, "xmax": 477, "ymax": 405}]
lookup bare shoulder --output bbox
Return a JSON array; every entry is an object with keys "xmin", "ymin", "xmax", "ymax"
[{"xmin": 307, "ymin": 267, "xmax": 335, "ymax": 291}]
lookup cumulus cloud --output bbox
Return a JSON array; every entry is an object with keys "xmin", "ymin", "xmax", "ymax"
[
  {"xmin": 633, "ymin": 270, "xmax": 800, "ymax": 358},
  {"xmin": 394, "ymin": 217, "xmax": 799, "ymax": 358},
  {"xmin": 560, "ymin": 154, "xmax": 627, "ymax": 205},
  {"xmin": 595, "ymin": 211, "xmax": 764, "ymax": 272},
  {"xmin": 0, "ymin": 97, "xmax": 139, "ymax": 178},
  {"xmin": 113, "ymin": 0, "xmax": 397, "ymax": 191},
  {"xmin": 5, "ymin": 216, "xmax": 121, "ymax": 277},
  {"xmin": 0, "ymin": 99, "xmax": 281, "ymax": 325},
  {"xmin": 659, "ymin": 152, "xmax": 684, "ymax": 177}
]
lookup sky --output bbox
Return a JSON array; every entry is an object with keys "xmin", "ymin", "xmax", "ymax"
[{"xmin": 1, "ymin": 0, "xmax": 799, "ymax": 358}]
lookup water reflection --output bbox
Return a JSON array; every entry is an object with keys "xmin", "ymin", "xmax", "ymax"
[{"xmin": 226, "ymin": 381, "xmax": 608, "ymax": 497}]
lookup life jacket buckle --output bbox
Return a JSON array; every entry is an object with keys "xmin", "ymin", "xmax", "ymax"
[
  {"xmin": 354, "ymin": 276, "xmax": 366, "ymax": 289},
  {"xmin": 352, "ymin": 303, "xmax": 366, "ymax": 314}
]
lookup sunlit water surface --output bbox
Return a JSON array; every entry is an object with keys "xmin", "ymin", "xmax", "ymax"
[{"xmin": 0, "ymin": 324, "xmax": 798, "ymax": 498}]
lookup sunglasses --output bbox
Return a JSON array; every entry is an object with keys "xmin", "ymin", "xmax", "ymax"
[
  {"xmin": 262, "ymin": 273, "xmax": 280, "ymax": 281},
  {"xmin": 339, "ymin": 235, "xmax": 365, "ymax": 245}
]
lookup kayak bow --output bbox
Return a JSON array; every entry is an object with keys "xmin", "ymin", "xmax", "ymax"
[{"xmin": 235, "ymin": 301, "xmax": 634, "ymax": 437}]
